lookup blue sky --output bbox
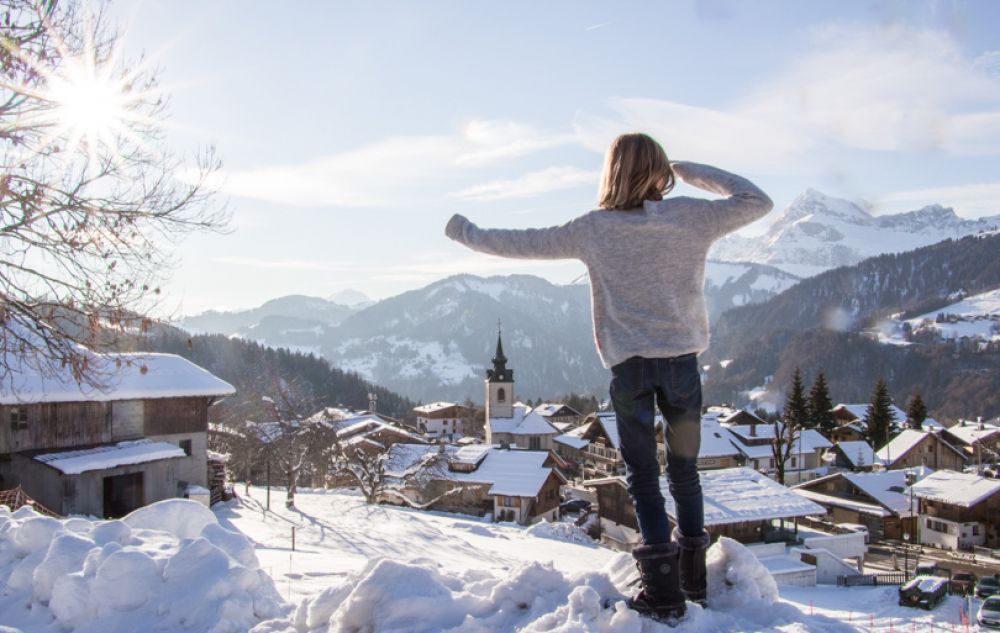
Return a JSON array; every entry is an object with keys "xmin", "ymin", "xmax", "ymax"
[{"xmin": 108, "ymin": 0, "xmax": 1000, "ymax": 315}]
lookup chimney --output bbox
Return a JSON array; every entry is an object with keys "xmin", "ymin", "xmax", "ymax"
[
  {"xmin": 978, "ymin": 416, "xmax": 984, "ymax": 431},
  {"xmin": 750, "ymin": 423, "xmax": 757, "ymax": 437}
]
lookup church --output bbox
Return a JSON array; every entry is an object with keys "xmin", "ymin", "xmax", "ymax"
[{"xmin": 483, "ymin": 328, "xmax": 560, "ymax": 450}]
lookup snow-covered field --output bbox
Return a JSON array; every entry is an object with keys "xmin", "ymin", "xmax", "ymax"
[
  {"xmin": 875, "ymin": 288, "xmax": 1000, "ymax": 346},
  {"xmin": 1, "ymin": 487, "xmax": 988, "ymax": 632}
]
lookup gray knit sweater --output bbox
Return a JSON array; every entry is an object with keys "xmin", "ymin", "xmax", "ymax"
[{"xmin": 445, "ymin": 162, "xmax": 773, "ymax": 368}]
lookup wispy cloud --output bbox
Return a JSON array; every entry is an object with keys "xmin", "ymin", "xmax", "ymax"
[
  {"xmin": 876, "ymin": 182, "xmax": 1000, "ymax": 218},
  {"xmin": 450, "ymin": 166, "xmax": 599, "ymax": 202},
  {"xmin": 575, "ymin": 24, "xmax": 1000, "ymax": 172},
  {"xmin": 196, "ymin": 120, "xmax": 576, "ymax": 208}
]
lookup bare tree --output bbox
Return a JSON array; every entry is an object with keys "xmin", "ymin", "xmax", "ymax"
[
  {"xmin": 331, "ymin": 437, "xmax": 391, "ymax": 504},
  {"xmin": 1, "ymin": 0, "xmax": 227, "ymax": 390}
]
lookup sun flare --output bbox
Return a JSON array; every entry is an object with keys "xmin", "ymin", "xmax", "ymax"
[{"xmin": 50, "ymin": 64, "xmax": 128, "ymax": 142}]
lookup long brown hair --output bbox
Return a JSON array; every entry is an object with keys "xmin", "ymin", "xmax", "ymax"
[{"xmin": 598, "ymin": 133, "xmax": 674, "ymax": 210}]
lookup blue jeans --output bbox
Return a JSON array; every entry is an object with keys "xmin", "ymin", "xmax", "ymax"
[{"xmin": 610, "ymin": 354, "xmax": 704, "ymax": 545}]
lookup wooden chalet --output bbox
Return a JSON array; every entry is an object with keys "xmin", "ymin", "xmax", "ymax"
[
  {"xmin": 874, "ymin": 429, "xmax": 967, "ymax": 471},
  {"xmin": 829, "ymin": 404, "xmax": 907, "ymax": 443},
  {"xmin": 1, "ymin": 352, "xmax": 234, "ymax": 518},
  {"xmin": 940, "ymin": 419, "xmax": 1000, "ymax": 466},
  {"xmin": 910, "ymin": 470, "xmax": 1000, "ymax": 551},
  {"xmin": 413, "ymin": 402, "xmax": 474, "ymax": 441},
  {"xmin": 792, "ymin": 469, "xmax": 929, "ymax": 540},
  {"xmin": 382, "ymin": 443, "xmax": 565, "ymax": 525},
  {"xmin": 578, "ymin": 412, "xmax": 666, "ymax": 479},
  {"xmin": 585, "ymin": 467, "xmax": 825, "ymax": 550},
  {"xmin": 533, "ymin": 403, "xmax": 584, "ymax": 431}
]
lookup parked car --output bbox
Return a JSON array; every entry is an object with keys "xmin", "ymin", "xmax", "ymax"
[
  {"xmin": 898, "ymin": 576, "xmax": 949, "ymax": 610},
  {"xmin": 949, "ymin": 572, "xmax": 977, "ymax": 596},
  {"xmin": 914, "ymin": 562, "xmax": 938, "ymax": 577},
  {"xmin": 835, "ymin": 522, "xmax": 870, "ymax": 544},
  {"xmin": 979, "ymin": 596, "xmax": 1000, "ymax": 630},
  {"xmin": 559, "ymin": 499, "xmax": 591, "ymax": 514},
  {"xmin": 977, "ymin": 574, "xmax": 1000, "ymax": 599}
]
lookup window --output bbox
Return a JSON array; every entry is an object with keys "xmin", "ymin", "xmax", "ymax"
[
  {"xmin": 973, "ymin": 525, "xmax": 980, "ymax": 536},
  {"xmin": 179, "ymin": 439, "xmax": 192, "ymax": 456},
  {"xmin": 497, "ymin": 388, "xmax": 506, "ymax": 403},
  {"xmin": 791, "ymin": 457, "xmax": 797, "ymax": 468},
  {"xmin": 529, "ymin": 437, "xmax": 541, "ymax": 450},
  {"xmin": 9, "ymin": 407, "xmax": 27, "ymax": 431}
]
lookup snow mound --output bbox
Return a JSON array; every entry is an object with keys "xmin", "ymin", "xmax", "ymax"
[
  {"xmin": 706, "ymin": 536, "xmax": 779, "ymax": 610},
  {"xmin": 0, "ymin": 500, "xmax": 289, "ymax": 633},
  {"xmin": 525, "ymin": 520, "xmax": 596, "ymax": 546},
  {"xmin": 250, "ymin": 538, "xmax": 825, "ymax": 633}
]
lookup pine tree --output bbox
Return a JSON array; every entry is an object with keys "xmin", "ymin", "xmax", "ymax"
[
  {"xmin": 773, "ymin": 367, "xmax": 808, "ymax": 485},
  {"xmin": 807, "ymin": 372, "xmax": 835, "ymax": 434},
  {"xmin": 906, "ymin": 391, "xmax": 928, "ymax": 430},
  {"xmin": 864, "ymin": 378, "xmax": 896, "ymax": 449},
  {"xmin": 784, "ymin": 367, "xmax": 810, "ymax": 430}
]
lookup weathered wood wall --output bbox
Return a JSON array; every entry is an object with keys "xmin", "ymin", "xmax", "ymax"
[{"xmin": 1, "ymin": 397, "xmax": 209, "ymax": 454}]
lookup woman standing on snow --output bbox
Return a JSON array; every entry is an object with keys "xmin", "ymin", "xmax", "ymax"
[{"xmin": 445, "ymin": 133, "xmax": 773, "ymax": 621}]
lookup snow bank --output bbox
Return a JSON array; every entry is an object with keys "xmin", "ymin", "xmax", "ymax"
[
  {"xmin": 0, "ymin": 499, "xmax": 288, "ymax": 633},
  {"xmin": 251, "ymin": 537, "xmax": 814, "ymax": 633},
  {"xmin": 525, "ymin": 520, "xmax": 596, "ymax": 546}
]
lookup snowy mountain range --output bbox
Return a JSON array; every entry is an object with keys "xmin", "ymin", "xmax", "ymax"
[
  {"xmin": 710, "ymin": 189, "xmax": 1000, "ymax": 277},
  {"xmin": 179, "ymin": 264, "xmax": 798, "ymax": 402}
]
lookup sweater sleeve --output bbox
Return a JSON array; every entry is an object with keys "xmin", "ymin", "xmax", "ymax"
[
  {"xmin": 445, "ymin": 213, "xmax": 585, "ymax": 260},
  {"xmin": 670, "ymin": 162, "xmax": 773, "ymax": 237}
]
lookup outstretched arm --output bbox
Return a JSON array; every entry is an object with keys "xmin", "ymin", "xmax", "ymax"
[
  {"xmin": 671, "ymin": 162, "xmax": 773, "ymax": 237},
  {"xmin": 445, "ymin": 214, "xmax": 585, "ymax": 260}
]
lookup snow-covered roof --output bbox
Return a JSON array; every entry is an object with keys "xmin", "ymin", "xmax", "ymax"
[
  {"xmin": 533, "ymin": 403, "xmax": 575, "ymax": 417},
  {"xmin": 553, "ymin": 423, "xmax": 590, "ymax": 450},
  {"xmin": 835, "ymin": 441, "xmax": 883, "ymax": 468},
  {"xmin": 875, "ymin": 429, "xmax": 965, "ymax": 464},
  {"xmin": 727, "ymin": 426, "xmax": 832, "ymax": 459},
  {"xmin": 699, "ymin": 416, "xmax": 740, "ymax": 458},
  {"xmin": 910, "ymin": 470, "xmax": 1000, "ymax": 508},
  {"xmin": 452, "ymin": 444, "xmax": 490, "ymax": 466},
  {"xmin": 833, "ymin": 404, "xmax": 907, "ymax": 424},
  {"xmin": 474, "ymin": 450, "xmax": 556, "ymax": 497},
  {"xmin": 1, "ymin": 351, "xmax": 235, "ymax": 405},
  {"xmin": 413, "ymin": 401, "xmax": 459, "ymax": 414},
  {"xmin": 796, "ymin": 469, "xmax": 931, "ymax": 518},
  {"xmin": 944, "ymin": 422, "xmax": 1000, "ymax": 446},
  {"xmin": 384, "ymin": 443, "xmax": 559, "ymax": 498},
  {"xmin": 336, "ymin": 415, "xmax": 425, "ymax": 444},
  {"xmin": 661, "ymin": 468, "xmax": 825, "ymax": 526},
  {"xmin": 490, "ymin": 404, "xmax": 558, "ymax": 437},
  {"xmin": 793, "ymin": 489, "xmax": 892, "ymax": 518},
  {"xmin": 34, "ymin": 439, "xmax": 186, "ymax": 475}
]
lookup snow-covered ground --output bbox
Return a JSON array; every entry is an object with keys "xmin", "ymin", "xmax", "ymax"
[
  {"xmin": 1, "ymin": 487, "xmax": 989, "ymax": 632},
  {"xmin": 875, "ymin": 288, "xmax": 1000, "ymax": 346}
]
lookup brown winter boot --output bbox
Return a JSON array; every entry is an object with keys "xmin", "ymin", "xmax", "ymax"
[
  {"xmin": 673, "ymin": 527, "xmax": 710, "ymax": 606},
  {"xmin": 626, "ymin": 541, "xmax": 686, "ymax": 621}
]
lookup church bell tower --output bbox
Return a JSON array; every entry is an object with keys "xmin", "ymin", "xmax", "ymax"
[{"xmin": 485, "ymin": 322, "xmax": 514, "ymax": 435}]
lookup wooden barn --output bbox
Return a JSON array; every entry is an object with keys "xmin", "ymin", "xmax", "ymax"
[{"xmin": 0, "ymin": 351, "xmax": 234, "ymax": 517}]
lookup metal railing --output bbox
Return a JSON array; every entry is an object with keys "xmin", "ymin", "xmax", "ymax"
[{"xmin": 837, "ymin": 572, "xmax": 908, "ymax": 587}]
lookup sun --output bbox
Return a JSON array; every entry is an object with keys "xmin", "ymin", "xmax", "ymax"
[
  {"xmin": 45, "ymin": 57, "xmax": 140, "ymax": 156},
  {"xmin": 50, "ymin": 63, "xmax": 128, "ymax": 143}
]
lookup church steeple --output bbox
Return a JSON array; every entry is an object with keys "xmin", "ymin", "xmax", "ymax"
[
  {"xmin": 485, "ymin": 320, "xmax": 514, "ymax": 428},
  {"xmin": 486, "ymin": 320, "xmax": 513, "ymax": 383}
]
